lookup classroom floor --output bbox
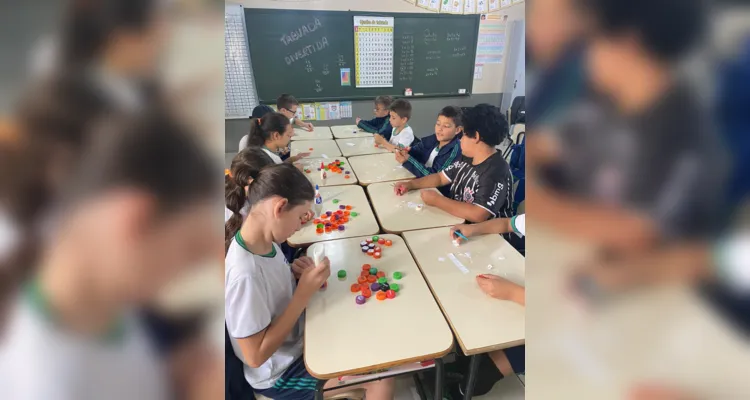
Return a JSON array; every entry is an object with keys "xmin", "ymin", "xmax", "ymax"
[{"xmin": 392, "ymin": 373, "xmax": 525, "ymax": 400}]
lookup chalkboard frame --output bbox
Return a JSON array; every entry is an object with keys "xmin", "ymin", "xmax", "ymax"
[{"xmin": 244, "ymin": 8, "xmax": 480, "ymax": 103}]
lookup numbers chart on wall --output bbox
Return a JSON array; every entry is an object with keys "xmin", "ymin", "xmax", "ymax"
[{"xmin": 353, "ymin": 16, "xmax": 395, "ymax": 88}]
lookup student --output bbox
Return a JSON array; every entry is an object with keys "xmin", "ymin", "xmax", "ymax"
[
  {"xmin": 396, "ymin": 105, "xmax": 463, "ymax": 197},
  {"xmin": 225, "ymin": 163, "xmax": 395, "ymax": 400},
  {"xmin": 393, "ymin": 104, "xmax": 514, "ymax": 226},
  {"xmin": 247, "ymin": 112, "xmax": 309, "ymax": 165},
  {"xmin": 277, "ymin": 94, "xmax": 313, "ymax": 132},
  {"xmin": 224, "ymin": 147, "xmax": 276, "ymax": 225},
  {"xmin": 449, "ymin": 216, "xmax": 526, "ymax": 392},
  {"xmin": 356, "ymin": 95, "xmax": 393, "ymax": 140},
  {"xmin": 0, "ymin": 110, "xmax": 218, "ymax": 399},
  {"xmin": 374, "ymin": 99, "xmax": 415, "ymax": 151},
  {"xmin": 239, "ymin": 105, "xmax": 275, "ymax": 151}
]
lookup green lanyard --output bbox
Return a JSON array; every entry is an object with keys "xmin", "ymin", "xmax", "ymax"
[
  {"xmin": 234, "ymin": 231, "xmax": 276, "ymax": 258},
  {"xmin": 23, "ymin": 279, "xmax": 125, "ymax": 344}
]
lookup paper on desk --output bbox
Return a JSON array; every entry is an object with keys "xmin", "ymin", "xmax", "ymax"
[{"xmin": 447, "ymin": 253, "xmax": 470, "ymax": 274}]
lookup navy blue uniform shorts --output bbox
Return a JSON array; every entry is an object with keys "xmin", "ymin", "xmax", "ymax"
[{"xmin": 255, "ymin": 358, "xmax": 323, "ymax": 400}]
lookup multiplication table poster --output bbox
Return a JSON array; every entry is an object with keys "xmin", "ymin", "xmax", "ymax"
[{"xmin": 353, "ymin": 16, "xmax": 394, "ymax": 88}]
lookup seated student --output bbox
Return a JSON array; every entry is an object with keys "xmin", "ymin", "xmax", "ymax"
[
  {"xmin": 224, "ymin": 147, "xmax": 275, "ymax": 224},
  {"xmin": 276, "ymin": 94, "xmax": 313, "ymax": 132},
  {"xmin": 225, "ymin": 164, "xmax": 395, "ymax": 400},
  {"xmin": 395, "ymin": 105, "xmax": 463, "ymax": 197},
  {"xmin": 0, "ymin": 111, "xmax": 218, "ymax": 399},
  {"xmin": 239, "ymin": 105, "xmax": 275, "ymax": 151},
  {"xmin": 374, "ymin": 99, "xmax": 415, "ymax": 151},
  {"xmin": 248, "ymin": 112, "xmax": 310, "ymax": 165},
  {"xmin": 450, "ymin": 216, "xmax": 526, "ymax": 392},
  {"xmin": 356, "ymin": 95, "xmax": 393, "ymax": 140},
  {"xmin": 393, "ymin": 104, "xmax": 514, "ymax": 225}
]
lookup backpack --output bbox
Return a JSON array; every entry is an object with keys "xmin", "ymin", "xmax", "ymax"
[{"xmin": 509, "ymin": 131, "xmax": 525, "ymax": 213}]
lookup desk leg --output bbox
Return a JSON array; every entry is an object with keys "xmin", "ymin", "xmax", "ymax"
[
  {"xmin": 314, "ymin": 379, "xmax": 325, "ymax": 400},
  {"xmin": 434, "ymin": 358, "xmax": 444, "ymax": 400},
  {"xmin": 463, "ymin": 355, "xmax": 480, "ymax": 400}
]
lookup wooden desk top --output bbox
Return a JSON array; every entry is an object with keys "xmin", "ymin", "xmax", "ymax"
[
  {"xmin": 331, "ymin": 125, "xmax": 372, "ymax": 139},
  {"xmin": 287, "ymin": 185, "xmax": 379, "ymax": 247},
  {"xmin": 347, "ymin": 153, "xmax": 415, "ymax": 185},
  {"xmin": 292, "ymin": 126, "xmax": 333, "ymax": 141},
  {"xmin": 403, "ymin": 228, "xmax": 525, "ymax": 355},
  {"xmin": 366, "ymin": 182, "xmax": 464, "ymax": 233},
  {"xmin": 304, "ymin": 234, "xmax": 454, "ymax": 379},
  {"xmin": 336, "ymin": 137, "xmax": 391, "ymax": 157},
  {"xmin": 291, "ymin": 139, "xmax": 342, "ymax": 158}
]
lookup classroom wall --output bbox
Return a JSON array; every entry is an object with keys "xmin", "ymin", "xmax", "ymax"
[{"xmin": 225, "ymin": 0, "xmax": 525, "ymax": 153}]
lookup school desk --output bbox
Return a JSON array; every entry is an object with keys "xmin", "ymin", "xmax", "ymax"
[
  {"xmin": 335, "ymin": 137, "xmax": 391, "ymax": 157},
  {"xmin": 287, "ymin": 185, "xmax": 379, "ymax": 247},
  {"xmin": 347, "ymin": 153, "xmax": 415, "ymax": 186},
  {"xmin": 366, "ymin": 183, "xmax": 464, "ymax": 233},
  {"xmin": 525, "ymin": 228, "xmax": 750, "ymax": 399},
  {"xmin": 292, "ymin": 126, "xmax": 333, "ymax": 141},
  {"xmin": 304, "ymin": 234, "xmax": 453, "ymax": 400},
  {"xmin": 298, "ymin": 157, "xmax": 359, "ymax": 187},
  {"xmin": 403, "ymin": 228, "xmax": 525, "ymax": 400},
  {"xmin": 290, "ymin": 139, "xmax": 342, "ymax": 158},
  {"xmin": 330, "ymin": 124, "xmax": 371, "ymax": 139}
]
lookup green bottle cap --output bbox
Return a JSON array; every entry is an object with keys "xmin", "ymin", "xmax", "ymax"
[
  {"xmin": 393, "ymin": 272, "xmax": 402, "ymax": 280},
  {"xmin": 337, "ymin": 270, "xmax": 346, "ymax": 279},
  {"xmin": 391, "ymin": 283, "xmax": 400, "ymax": 292},
  {"xmin": 372, "ymin": 236, "xmax": 379, "ymax": 241},
  {"xmin": 332, "ymin": 199, "xmax": 339, "ymax": 204},
  {"xmin": 339, "ymin": 161, "xmax": 346, "ymax": 166},
  {"xmin": 369, "ymin": 267, "xmax": 378, "ymax": 275},
  {"xmin": 351, "ymin": 212, "xmax": 359, "ymax": 217},
  {"xmin": 377, "ymin": 277, "xmax": 387, "ymax": 284},
  {"xmin": 317, "ymin": 224, "xmax": 324, "ymax": 229}
]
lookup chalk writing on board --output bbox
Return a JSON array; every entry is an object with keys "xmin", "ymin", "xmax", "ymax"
[
  {"xmin": 314, "ymin": 79, "xmax": 323, "ymax": 93},
  {"xmin": 284, "ymin": 36, "xmax": 330, "ymax": 66},
  {"xmin": 280, "ymin": 18, "xmax": 323, "ymax": 46},
  {"xmin": 423, "ymin": 29, "xmax": 438, "ymax": 45},
  {"xmin": 398, "ymin": 33, "xmax": 415, "ymax": 82},
  {"xmin": 337, "ymin": 54, "xmax": 346, "ymax": 67},
  {"xmin": 304, "ymin": 60, "xmax": 314, "ymax": 72},
  {"xmin": 426, "ymin": 67, "xmax": 439, "ymax": 77},
  {"xmin": 426, "ymin": 50, "xmax": 442, "ymax": 60},
  {"xmin": 447, "ymin": 32, "xmax": 461, "ymax": 41},
  {"xmin": 451, "ymin": 45, "xmax": 467, "ymax": 58},
  {"xmin": 322, "ymin": 64, "xmax": 330, "ymax": 75}
]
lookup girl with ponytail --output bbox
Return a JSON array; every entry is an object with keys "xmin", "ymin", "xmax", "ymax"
[
  {"xmin": 248, "ymin": 112, "xmax": 310, "ymax": 165},
  {"xmin": 224, "ymin": 147, "xmax": 276, "ymax": 246}
]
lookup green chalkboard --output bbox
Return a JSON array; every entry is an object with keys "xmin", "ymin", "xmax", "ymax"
[{"xmin": 244, "ymin": 8, "xmax": 479, "ymax": 103}]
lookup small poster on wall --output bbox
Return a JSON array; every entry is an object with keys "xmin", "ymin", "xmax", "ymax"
[
  {"xmin": 427, "ymin": 0, "xmax": 441, "ymax": 11},
  {"xmin": 416, "ymin": 0, "xmax": 430, "ymax": 9},
  {"xmin": 476, "ymin": 0, "xmax": 489, "ymax": 13},
  {"xmin": 489, "ymin": 0, "xmax": 500, "ymax": 12},
  {"xmin": 354, "ymin": 16, "xmax": 395, "ymax": 88},
  {"xmin": 464, "ymin": 0, "xmax": 476, "ymax": 14}
]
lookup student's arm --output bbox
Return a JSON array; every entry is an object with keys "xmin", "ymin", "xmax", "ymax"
[
  {"xmin": 357, "ymin": 117, "xmax": 379, "ymax": 133},
  {"xmin": 398, "ymin": 172, "xmax": 449, "ymax": 192},
  {"xmin": 421, "ymin": 193, "xmax": 493, "ymax": 223},
  {"xmin": 404, "ymin": 144, "xmax": 460, "ymax": 178},
  {"xmin": 477, "ymin": 275, "xmax": 525, "ymax": 305}
]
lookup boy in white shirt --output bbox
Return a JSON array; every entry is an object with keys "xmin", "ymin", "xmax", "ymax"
[{"xmin": 375, "ymin": 99, "xmax": 415, "ymax": 151}]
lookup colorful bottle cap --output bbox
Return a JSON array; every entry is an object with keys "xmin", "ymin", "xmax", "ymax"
[
  {"xmin": 362, "ymin": 289, "xmax": 372, "ymax": 298},
  {"xmin": 385, "ymin": 240, "xmax": 393, "ymax": 246},
  {"xmin": 339, "ymin": 205, "xmax": 346, "ymax": 210},
  {"xmin": 376, "ymin": 291, "xmax": 387, "ymax": 301},
  {"xmin": 350, "ymin": 284, "xmax": 360, "ymax": 293},
  {"xmin": 370, "ymin": 282, "xmax": 380, "ymax": 291},
  {"xmin": 362, "ymin": 264, "xmax": 371, "ymax": 270},
  {"xmin": 360, "ymin": 270, "xmax": 369, "ymax": 278},
  {"xmin": 360, "ymin": 241, "xmax": 367, "ymax": 247},
  {"xmin": 342, "ymin": 217, "xmax": 350, "ymax": 223},
  {"xmin": 337, "ymin": 270, "xmax": 346, "ymax": 279},
  {"xmin": 377, "ymin": 238, "xmax": 385, "ymax": 245},
  {"xmin": 368, "ymin": 243, "xmax": 375, "ymax": 249},
  {"xmin": 373, "ymin": 252, "xmax": 381, "ymax": 259},
  {"xmin": 332, "ymin": 199, "xmax": 339, "ymax": 204},
  {"xmin": 369, "ymin": 267, "xmax": 378, "ymax": 275},
  {"xmin": 316, "ymin": 228, "xmax": 324, "ymax": 234},
  {"xmin": 361, "ymin": 246, "xmax": 368, "ymax": 252},
  {"xmin": 367, "ymin": 275, "xmax": 377, "ymax": 283},
  {"xmin": 366, "ymin": 238, "xmax": 373, "ymax": 244},
  {"xmin": 374, "ymin": 246, "xmax": 381, "ymax": 252},
  {"xmin": 376, "ymin": 271, "xmax": 385, "ymax": 278},
  {"xmin": 380, "ymin": 283, "xmax": 390, "ymax": 292},
  {"xmin": 326, "ymin": 211, "xmax": 332, "ymax": 216},
  {"xmin": 357, "ymin": 276, "xmax": 366, "ymax": 284},
  {"xmin": 345, "ymin": 171, "xmax": 350, "ymax": 174},
  {"xmin": 346, "ymin": 205, "xmax": 352, "ymax": 210},
  {"xmin": 355, "ymin": 295, "xmax": 366, "ymax": 305},
  {"xmin": 344, "ymin": 211, "xmax": 351, "ymax": 216},
  {"xmin": 344, "ymin": 175, "xmax": 350, "ymax": 179},
  {"xmin": 386, "ymin": 290, "xmax": 396, "ymax": 299},
  {"xmin": 338, "ymin": 225, "xmax": 345, "ymax": 231},
  {"xmin": 351, "ymin": 212, "xmax": 359, "ymax": 217},
  {"xmin": 393, "ymin": 272, "xmax": 402, "ymax": 280},
  {"xmin": 325, "ymin": 227, "xmax": 332, "ymax": 233},
  {"xmin": 367, "ymin": 249, "xmax": 374, "ymax": 256},
  {"xmin": 377, "ymin": 277, "xmax": 387, "ymax": 284},
  {"xmin": 372, "ymin": 236, "xmax": 379, "ymax": 241},
  {"xmin": 390, "ymin": 283, "xmax": 400, "ymax": 292}
]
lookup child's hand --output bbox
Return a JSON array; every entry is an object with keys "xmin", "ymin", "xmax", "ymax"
[
  {"xmin": 420, "ymin": 190, "xmax": 441, "ymax": 206},
  {"xmin": 476, "ymin": 274, "xmax": 523, "ymax": 303},
  {"xmin": 393, "ymin": 181, "xmax": 411, "ymax": 196},
  {"xmin": 298, "ymin": 257, "xmax": 330, "ymax": 298},
  {"xmin": 627, "ymin": 385, "xmax": 697, "ymax": 400},
  {"xmin": 450, "ymin": 224, "xmax": 478, "ymax": 240},
  {"xmin": 291, "ymin": 256, "xmax": 315, "ymax": 279},
  {"xmin": 303, "ymin": 122, "xmax": 314, "ymax": 132},
  {"xmin": 356, "ymin": 117, "xmax": 362, "ymax": 124},
  {"xmin": 394, "ymin": 149, "xmax": 409, "ymax": 164},
  {"xmin": 374, "ymin": 134, "xmax": 386, "ymax": 146}
]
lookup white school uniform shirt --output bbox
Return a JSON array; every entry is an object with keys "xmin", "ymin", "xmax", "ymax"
[
  {"xmin": 425, "ymin": 147, "xmax": 440, "ymax": 168},
  {"xmin": 225, "ymin": 237, "xmax": 303, "ymax": 389},
  {"xmin": 238, "ymin": 135, "xmax": 249, "ymax": 152},
  {"xmin": 261, "ymin": 147, "xmax": 284, "ymax": 164},
  {"xmin": 0, "ymin": 294, "xmax": 168, "ymax": 400},
  {"xmin": 389, "ymin": 126, "xmax": 415, "ymax": 148},
  {"xmin": 510, "ymin": 214, "xmax": 525, "ymax": 237}
]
